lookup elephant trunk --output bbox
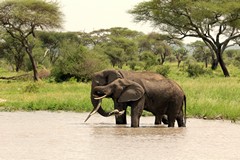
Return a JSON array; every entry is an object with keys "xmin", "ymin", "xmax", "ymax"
[
  {"xmin": 85, "ymin": 83, "xmax": 124, "ymax": 122},
  {"xmin": 91, "ymin": 95, "xmax": 111, "ymax": 117},
  {"xmin": 90, "ymin": 82, "xmax": 111, "ymax": 117}
]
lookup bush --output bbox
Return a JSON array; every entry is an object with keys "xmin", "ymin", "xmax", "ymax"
[
  {"xmin": 24, "ymin": 83, "xmax": 39, "ymax": 93},
  {"xmin": 52, "ymin": 42, "xmax": 110, "ymax": 82},
  {"xmin": 139, "ymin": 51, "xmax": 158, "ymax": 70},
  {"xmin": 186, "ymin": 64, "xmax": 206, "ymax": 77},
  {"xmin": 155, "ymin": 65, "xmax": 170, "ymax": 77}
]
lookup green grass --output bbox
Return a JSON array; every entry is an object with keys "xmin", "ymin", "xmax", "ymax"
[
  {"xmin": 177, "ymin": 77, "xmax": 240, "ymax": 121},
  {"xmin": 0, "ymin": 80, "xmax": 114, "ymax": 113},
  {"xmin": 0, "ymin": 64, "xmax": 240, "ymax": 122}
]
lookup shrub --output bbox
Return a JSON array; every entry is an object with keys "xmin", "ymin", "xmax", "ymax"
[
  {"xmin": 186, "ymin": 64, "xmax": 206, "ymax": 77},
  {"xmin": 52, "ymin": 42, "xmax": 110, "ymax": 82},
  {"xmin": 24, "ymin": 83, "xmax": 39, "ymax": 93},
  {"xmin": 139, "ymin": 51, "xmax": 158, "ymax": 70},
  {"xmin": 155, "ymin": 65, "xmax": 170, "ymax": 77}
]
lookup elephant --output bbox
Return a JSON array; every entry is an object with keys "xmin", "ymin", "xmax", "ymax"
[
  {"xmin": 84, "ymin": 69, "xmax": 169, "ymax": 125},
  {"xmin": 92, "ymin": 78, "xmax": 186, "ymax": 127}
]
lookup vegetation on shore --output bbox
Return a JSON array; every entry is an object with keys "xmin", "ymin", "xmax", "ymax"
[
  {"xmin": 0, "ymin": 65, "xmax": 239, "ymax": 122},
  {"xmin": 0, "ymin": 0, "xmax": 240, "ymax": 123}
]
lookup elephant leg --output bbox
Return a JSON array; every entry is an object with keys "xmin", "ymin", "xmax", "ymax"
[
  {"xmin": 154, "ymin": 115, "xmax": 162, "ymax": 125},
  {"xmin": 115, "ymin": 103, "xmax": 127, "ymax": 125},
  {"xmin": 115, "ymin": 110, "xmax": 127, "ymax": 124},
  {"xmin": 176, "ymin": 110, "xmax": 186, "ymax": 127},
  {"xmin": 162, "ymin": 115, "xmax": 168, "ymax": 125},
  {"xmin": 131, "ymin": 107, "xmax": 141, "ymax": 127},
  {"xmin": 130, "ymin": 99, "xmax": 144, "ymax": 127},
  {"xmin": 155, "ymin": 115, "xmax": 168, "ymax": 125},
  {"xmin": 167, "ymin": 113, "xmax": 176, "ymax": 127}
]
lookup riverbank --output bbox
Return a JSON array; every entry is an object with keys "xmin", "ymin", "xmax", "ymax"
[{"xmin": 0, "ymin": 75, "xmax": 240, "ymax": 121}]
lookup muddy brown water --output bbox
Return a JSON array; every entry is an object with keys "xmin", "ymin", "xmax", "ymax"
[{"xmin": 0, "ymin": 112, "xmax": 239, "ymax": 160}]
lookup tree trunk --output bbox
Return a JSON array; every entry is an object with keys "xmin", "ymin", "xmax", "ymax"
[
  {"xmin": 216, "ymin": 51, "xmax": 230, "ymax": 77},
  {"xmin": 25, "ymin": 47, "xmax": 39, "ymax": 81},
  {"xmin": 177, "ymin": 60, "xmax": 181, "ymax": 68},
  {"xmin": 204, "ymin": 58, "xmax": 208, "ymax": 68},
  {"xmin": 211, "ymin": 58, "xmax": 218, "ymax": 70},
  {"xmin": 159, "ymin": 53, "xmax": 166, "ymax": 65}
]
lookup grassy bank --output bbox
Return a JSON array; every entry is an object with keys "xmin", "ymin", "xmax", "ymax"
[
  {"xmin": 179, "ymin": 77, "xmax": 240, "ymax": 121},
  {"xmin": 0, "ymin": 67, "xmax": 240, "ymax": 121}
]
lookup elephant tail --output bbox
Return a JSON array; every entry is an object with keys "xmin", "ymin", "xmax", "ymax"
[{"xmin": 184, "ymin": 95, "xmax": 187, "ymax": 125}]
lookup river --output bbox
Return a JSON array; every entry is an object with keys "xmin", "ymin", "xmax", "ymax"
[{"xmin": 0, "ymin": 111, "xmax": 239, "ymax": 160}]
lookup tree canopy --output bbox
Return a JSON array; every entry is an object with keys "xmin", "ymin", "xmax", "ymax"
[
  {"xmin": 0, "ymin": 0, "xmax": 63, "ymax": 81},
  {"xmin": 129, "ymin": 0, "xmax": 240, "ymax": 76}
]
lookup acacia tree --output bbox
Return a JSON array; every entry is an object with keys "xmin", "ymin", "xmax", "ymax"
[
  {"xmin": 88, "ymin": 27, "xmax": 140, "ymax": 69},
  {"xmin": 37, "ymin": 31, "xmax": 79, "ymax": 65},
  {"xmin": 0, "ymin": 0, "xmax": 63, "ymax": 81},
  {"xmin": 174, "ymin": 47, "xmax": 188, "ymax": 68},
  {"xmin": 189, "ymin": 41, "xmax": 212, "ymax": 68},
  {"xmin": 129, "ymin": 0, "xmax": 240, "ymax": 77},
  {"xmin": 138, "ymin": 32, "xmax": 173, "ymax": 65},
  {"xmin": 0, "ymin": 33, "xmax": 25, "ymax": 72}
]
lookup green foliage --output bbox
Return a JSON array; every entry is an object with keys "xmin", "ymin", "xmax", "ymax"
[
  {"xmin": 0, "ymin": 0, "xmax": 63, "ymax": 29},
  {"xmin": 138, "ymin": 32, "xmax": 173, "ymax": 65},
  {"xmin": 139, "ymin": 51, "xmax": 158, "ymax": 69},
  {"xmin": 52, "ymin": 41, "xmax": 110, "ymax": 82},
  {"xmin": 174, "ymin": 47, "xmax": 188, "ymax": 67},
  {"xmin": 189, "ymin": 41, "xmax": 212, "ymax": 68},
  {"xmin": 186, "ymin": 63, "xmax": 206, "ymax": 77},
  {"xmin": 233, "ymin": 55, "xmax": 240, "ymax": 68},
  {"xmin": 101, "ymin": 33, "xmax": 138, "ymax": 68},
  {"xmin": 24, "ymin": 83, "xmax": 39, "ymax": 93},
  {"xmin": 155, "ymin": 65, "xmax": 170, "ymax": 77},
  {"xmin": 1, "ymin": 69, "xmax": 240, "ymax": 121},
  {"xmin": 129, "ymin": 0, "xmax": 240, "ymax": 77},
  {"xmin": 180, "ymin": 77, "xmax": 240, "ymax": 122},
  {"xmin": 0, "ymin": 0, "xmax": 63, "ymax": 78}
]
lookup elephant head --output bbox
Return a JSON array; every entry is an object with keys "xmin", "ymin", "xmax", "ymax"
[
  {"xmin": 92, "ymin": 78, "xmax": 145, "ymax": 127},
  {"xmin": 85, "ymin": 70, "xmax": 123, "ymax": 122},
  {"xmin": 85, "ymin": 78, "xmax": 145, "ymax": 122},
  {"xmin": 93, "ymin": 78, "xmax": 145, "ymax": 110}
]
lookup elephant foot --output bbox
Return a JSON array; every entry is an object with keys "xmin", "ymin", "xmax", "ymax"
[
  {"xmin": 162, "ymin": 115, "xmax": 168, "ymax": 125},
  {"xmin": 155, "ymin": 115, "xmax": 168, "ymax": 125}
]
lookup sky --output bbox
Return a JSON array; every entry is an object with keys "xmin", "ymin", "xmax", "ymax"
[
  {"xmin": 58, "ymin": 0, "xmax": 155, "ymax": 33},
  {"xmin": 58, "ymin": 0, "xmax": 196, "ymax": 43}
]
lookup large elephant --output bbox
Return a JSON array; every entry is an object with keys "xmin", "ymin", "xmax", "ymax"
[
  {"xmin": 92, "ymin": 78, "xmax": 186, "ymax": 127},
  {"xmin": 85, "ymin": 69, "xmax": 168, "ymax": 124}
]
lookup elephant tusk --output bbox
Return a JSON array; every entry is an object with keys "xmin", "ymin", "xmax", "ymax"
[
  {"xmin": 108, "ymin": 109, "xmax": 125, "ymax": 117},
  {"xmin": 94, "ymin": 94, "xmax": 107, "ymax": 100},
  {"xmin": 84, "ymin": 99, "xmax": 102, "ymax": 122}
]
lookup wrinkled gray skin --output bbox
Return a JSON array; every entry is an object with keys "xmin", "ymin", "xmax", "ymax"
[
  {"xmin": 88, "ymin": 69, "xmax": 168, "ymax": 125},
  {"xmin": 93, "ymin": 78, "xmax": 186, "ymax": 127}
]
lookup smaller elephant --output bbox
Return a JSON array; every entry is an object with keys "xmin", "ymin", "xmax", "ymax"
[{"xmin": 92, "ymin": 78, "xmax": 186, "ymax": 127}]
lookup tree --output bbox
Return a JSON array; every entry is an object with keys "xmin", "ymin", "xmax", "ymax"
[
  {"xmin": 52, "ymin": 41, "xmax": 110, "ymax": 82},
  {"xmin": 129, "ymin": 0, "xmax": 240, "ymax": 77},
  {"xmin": 0, "ymin": 33, "xmax": 25, "ymax": 72},
  {"xmin": 138, "ymin": 32, "xmax": 173, "ymax": 65},
  {"xmin": 189, "ymin": 41, "xmax": 212, "ymax": 68},
  {"xmin": 139, "ymin": 51, "xmax": 158, "ymax": 69},
  {"xmin": 174, "ymin": 47, "xmax": 188, "ymax": 68},
  {"xmin": 0, "ymin": 0, "xmax": 63, "ymax": 81},
  {"xmin": 37, "ymin": 31, "xmax": 79, "ymax": 65},
  {"xmin": 90, "ymin": 28, "xmax": 140, "ymax": 69}
]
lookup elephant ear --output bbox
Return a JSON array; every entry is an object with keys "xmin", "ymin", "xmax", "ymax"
[
  {"xmin": 118, "ymin": 81, "xmax": 145, "ymax": 103},
  {"xmin": 105, "ymin": 70, "xmax": 123, "ymax": 84}
]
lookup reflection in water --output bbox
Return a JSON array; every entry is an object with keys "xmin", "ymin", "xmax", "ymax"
[{"xmin": 0, "ymin": 112, "xmax": 239, "ymax": 160}]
